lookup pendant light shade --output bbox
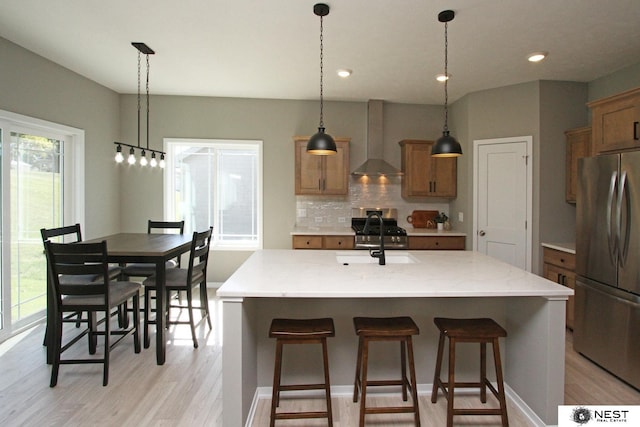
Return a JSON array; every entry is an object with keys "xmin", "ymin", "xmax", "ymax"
[
  {"xmin": 307, "ymin": 3, "xmax": 337, "ymax": 155},
  {"xmin": 432, "ymin": 10, "xmax": 462, "ymax": 158},
  {"xmin": 308, "ymin": 127, "xmax": 337, "ymax": 155},
  {"xmin": 434, "ymin": 130, "xmax": 462, "ymax": 158}
]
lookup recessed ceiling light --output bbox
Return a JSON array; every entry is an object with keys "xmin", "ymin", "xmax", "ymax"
[
  {"xmin": 436, "ymin": 73, "xmax": 451, "ymax": 82},
  {"xmin": 337, "ymin": 69, "xmax": 352, "ymax": 78},
  {"xmin": 527, "ymin": 52, "xmax": 548, "ymax": 63}
]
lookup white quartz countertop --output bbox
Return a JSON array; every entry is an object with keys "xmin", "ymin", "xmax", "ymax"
[
  {"xmin": 541, "ymin": 242, "xmax": 576, "ymax": 254},
  {"xmin": 217, "ymin": 249, "xmax": 572, "ymax": 299}
]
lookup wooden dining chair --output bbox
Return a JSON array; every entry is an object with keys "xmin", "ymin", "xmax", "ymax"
[
  {"xmin": 44, "ymin": 240, "xmax": 141, "ymax": 386},
  {"xmin": 40, "ymin": 224, "xmax": 124, "ymax": 340},
  {"xmin": 142, "ymin": 227, "xmax": 213, "ymax": 348}
]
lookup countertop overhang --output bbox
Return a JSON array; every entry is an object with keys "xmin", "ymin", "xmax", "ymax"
[{"xmin": 217, "ymin": 249, "xmax": 572, "ymax": 299}]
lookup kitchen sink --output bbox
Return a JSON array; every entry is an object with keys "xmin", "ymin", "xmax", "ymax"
[{"xmin": 336, "ymin": 252, "xmax": 419, "ymax": 264}]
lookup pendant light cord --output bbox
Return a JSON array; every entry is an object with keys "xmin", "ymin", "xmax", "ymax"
[
  {"xmin": 137, "ymin": 51, "xmax": 141, "ymax": 148},
  {"xmin": 319, "ymin": 14, "xmax": 325, "ymax": 128},
  {"xmin": 146, "ymin": 53, "xmax": 150, "ymax": 150},
  {"xmin": 443, "ymin": 20, "xmax": 449, "ymax": 133}
]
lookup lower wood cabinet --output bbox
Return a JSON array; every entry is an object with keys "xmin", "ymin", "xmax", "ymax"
[
  {"xmin": 542, "ymin": 247, "xmax": 575, "ymax": 330},
  {"xmin": 292, "ymin": 235, "xmax": 354, "ymax": 250},
  {"xmin": 293, "ymin": 234, "xmax": 465, "ymax": 250},
  {"xmin": 407, "ymin": 236, "xmax": 465, "ymax": 250}
]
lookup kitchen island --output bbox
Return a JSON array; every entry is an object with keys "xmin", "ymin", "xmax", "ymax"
[{"xmin": 218, "ymin": 249, "xmax": 572, "ymax": 426}]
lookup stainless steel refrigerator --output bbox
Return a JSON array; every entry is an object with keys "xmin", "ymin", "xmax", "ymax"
[{"xmin": 575, "ymin": 151, "xmax": 640, "ymax": 390}]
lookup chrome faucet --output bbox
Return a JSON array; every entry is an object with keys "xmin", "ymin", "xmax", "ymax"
[{"xmin": 364, "ymin": 212, "xmax": 386, "ymax": 265}]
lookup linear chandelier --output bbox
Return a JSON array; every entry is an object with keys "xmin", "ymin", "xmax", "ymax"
[{"xmin": 114, "ymin": 42, "xmax": 165, "ymax": 168}]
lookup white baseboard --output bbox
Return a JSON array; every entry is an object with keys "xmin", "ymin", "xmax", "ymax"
[{"xmin": 245, "ymin": 383, "xmax": 550, "ymax": 427}]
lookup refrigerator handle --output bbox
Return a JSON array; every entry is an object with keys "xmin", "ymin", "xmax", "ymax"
[
  {"xmin": 617, "ymin": 170, "xmax": 630, "ymax": 267},
  {"xmin": 607, "ymin": 171, "xmax": 618, "ymax": 265}
]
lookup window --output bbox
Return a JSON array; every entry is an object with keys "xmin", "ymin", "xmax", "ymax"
[
  {"xmin": 0, "ymin": 110, "xmax": 84, "ymax": 342},
  {"xmin": 164, "ymin": 138, "xmax": 262, "ymax": 250}
]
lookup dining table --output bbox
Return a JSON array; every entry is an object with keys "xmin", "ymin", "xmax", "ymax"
[{"xmin": 45, "ymin": 232, "xmax": 193, "ymax": 365}]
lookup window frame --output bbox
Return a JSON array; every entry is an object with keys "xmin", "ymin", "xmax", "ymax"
[
  {"xmin": 163, "ymin": 138, "xmax": 263, "ymax": 251},
  {"xmin": 0, "ymin": 109, "xmax": 85, "ymax": 341}
]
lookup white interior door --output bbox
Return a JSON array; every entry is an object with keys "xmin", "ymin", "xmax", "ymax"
[{"xmin": 474, "ymin": 136, "xmax": 532, "ymax": 271}]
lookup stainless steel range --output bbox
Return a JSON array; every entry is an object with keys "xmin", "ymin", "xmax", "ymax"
[{"xmin": 352, "ymin": 208, "xmax": 408, "ymax": 250}]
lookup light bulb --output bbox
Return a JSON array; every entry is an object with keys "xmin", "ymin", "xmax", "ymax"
[
  {"xmin": 127, "ymin": 147, "xmax": 136, "ymax": 165},
  {"xmin": 140, "ymin": 150, "xmax": 148, "ymax": 166},
  {"xmin": 115, "ymin": 145, "xmax": 124, "ymax": 163},
  {"xmin": 150, "ymin": 152, "xmax": 158, "ymax": 167},
  {"xmin": 159, "ymin": 153, "xmax": 166, "ymax": 169}
]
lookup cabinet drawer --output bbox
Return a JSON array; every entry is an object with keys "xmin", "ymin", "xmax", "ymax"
[
  {"xmin": 292, "ymin": 235, "xmax": 323, "ymax": 249},
  {"xmin": 408, "ymin": 236, "xmax": 465, "ymax": 250},
  {"xmin": 543, "ymin": 247, "xmax": 575, "ymax": 270},
  {"xmin": 323, "ymin": 236, "xmax": 354, "ymax": 250}
]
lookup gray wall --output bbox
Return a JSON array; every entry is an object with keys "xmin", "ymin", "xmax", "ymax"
[
  {"xmin": 449, "ymin": 81, "xmax": 590, "ymax": 274},
  {"xmin": 538, "ymin": 81, "xmax": 589, "ymax": 270},
  {"xmin": 0, "ymin": 37, "xmax": 121, "ymax": 238},
  {"xmin": 3, "ymin": 35, "xmax": 639, "ymax": 280},
  {"xmin": 588, "ymin": 62, "xmax": 640, "ymax": 102},
  {"xmin": 117, "ymin": 96, "xmax": 445, "ymax": 281}
]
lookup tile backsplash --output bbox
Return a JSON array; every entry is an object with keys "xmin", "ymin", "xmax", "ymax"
[{"xmin": 295, "ymin": 176, "xmax": 449, "ymax": 229}]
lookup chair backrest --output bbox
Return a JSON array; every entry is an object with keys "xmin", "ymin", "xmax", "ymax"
[
  {"xmin": 148, "ymin": 220, "xmax": 185, "ymax": 234},
  {"xmin": 186, "ymin": 227, "xmax": 213, "ymax": 285},
  {"xmin": 44, "ymin": 240, "xmax": 110, "ymax": 308},
  {"xmin": 40, "ymin": 224, "xmax": 82, "ymax": 245}
]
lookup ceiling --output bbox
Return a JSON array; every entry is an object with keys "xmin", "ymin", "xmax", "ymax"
[{"xmin": 1, "ymin": 0, "xmax": 640, "ymax": 104}]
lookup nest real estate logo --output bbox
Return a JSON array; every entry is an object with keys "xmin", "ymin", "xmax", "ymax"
[{"xmin": 559, "ymin": 406, "xmax": 639, "ymax": 426}]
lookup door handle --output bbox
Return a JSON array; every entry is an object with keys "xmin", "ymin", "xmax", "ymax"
[
  {"xmin": 634, "ymin": 121, "xmax": 639, "ymax": 140},
  {"xmin": 606, "ymin": 171, "xmax": 618, "ymax": 265},
  {"xmin": 617, "ymin": 170, "xmax": 630, "ymax": 267},
  {"xmin": 478, "ymin": 230, "xmax": 486, "ymax": 236}
]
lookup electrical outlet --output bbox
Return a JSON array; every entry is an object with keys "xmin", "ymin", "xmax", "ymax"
[
  {"xmin": 338, "ymin": 217, "xmax": 346, "ymax": 223},
  {"xmin": 458, "ymin": 212, "xmax": 463, "ymax": 222},
  {"xmin": 315, "ymin": 217, "xmax": 323, "ymax": 223},
  {"xmin": 297, "ymin": 208, "xmax": 307, "ymax": 217}
]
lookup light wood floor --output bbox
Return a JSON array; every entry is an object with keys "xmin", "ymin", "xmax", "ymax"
[{"xmin": 0, "ymin": 291, "xmax": 638, "ymax": 427}]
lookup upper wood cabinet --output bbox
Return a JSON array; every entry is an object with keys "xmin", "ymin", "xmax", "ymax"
[
  {"xmin": 398, "ymin": 139, "xmax": 457, "ymax": 199},
  {"xmin": 565, "ymin": 126, "xmax": 591, "ymax": 203},
  {"xmin": 588, "ymin": 87, "xmax": 640, "ymax": 155},
  {"xmin": 294, "ymin": 137, "xmax": 350, "ymax": 195}
]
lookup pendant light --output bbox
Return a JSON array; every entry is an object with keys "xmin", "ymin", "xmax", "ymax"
[
  {"xmin": 307, "ymin": 3, "xmax": 337, "ymax": 155},
  {"xmin": 113, "ymin": 42, "xmax": 166, "ymax": 168},
  {"xmin": 432, "ymin": 10, "xmax": 462, "ymax": 158}
]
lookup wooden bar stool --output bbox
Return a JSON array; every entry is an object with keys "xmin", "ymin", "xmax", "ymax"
[
  {"xmin": 352, "ymin": 316, "xmax": 420, "ymax": 427},
  {"xmin": 269, "ymin": 318, "xmax": 335, "ymax": 427},
  {"xmin": 431, "ymin": 317, "xmax": 509, "ymax": 427}
]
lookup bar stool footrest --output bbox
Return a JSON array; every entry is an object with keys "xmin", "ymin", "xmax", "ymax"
[
  {"xmin": 274, "ymin": 411, "xmax": 330, "ymax": 420},
  {"xmin": 365, "ymin": 379, "xmax": 409, "ymax": 387},
  {"xmin": 454, "ymin": 408, "xmax": 506, "ymax": 416},
  {"xmin": 365, "ymin": 406, "xmax": 419, "ymax": 415},
  {"xmin": 279, "ymin": 383, "xmax": 328, "ymax": 392}
]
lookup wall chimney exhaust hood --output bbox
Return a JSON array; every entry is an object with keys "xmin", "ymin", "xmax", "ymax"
[{"xmin": 351, "ymin": 100, "xmax": 403, "ymax": 176}]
